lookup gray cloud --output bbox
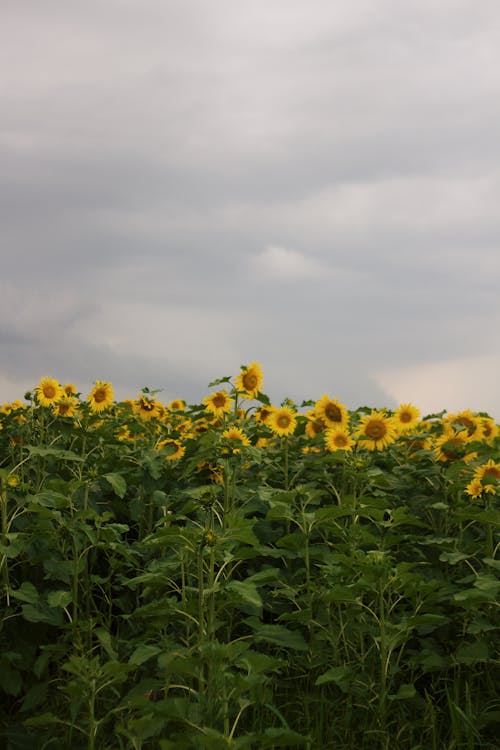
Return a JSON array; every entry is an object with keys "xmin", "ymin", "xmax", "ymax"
[{"xmin": 1, "ymin": 0, "xmax": 500, "ymax": 417}]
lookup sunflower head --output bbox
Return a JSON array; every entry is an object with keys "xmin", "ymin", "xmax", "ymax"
[
  {"xmin": 235, "ymin": 362, "xmax": 264, "ymax": 400},
  {"xmin": 305, "ymin": 410, "xmax": 326, "ymax": 438},
  {"xmin": 324, "ymin": 426, "xmax": 355, "ymax": 452},
  {"xmin": 157, "ymin": 438, "xmax": 185, "ymax": 461},
  {"xmin": 134, "ymin": 394, "xmax": 162, "ymax": 421},
  {"xmin": 88, "ymin": 381, "xmax": 114, "ymax": 413},
  {"xmin": 220, "ymin": 426, "xmax": 251, "ymax": 454},
  {"xmin": 433, "ymin": 427, "xmax": 471, "ymax": 463},
  {"xmin": 269, "ymin": 406, "xmax": 297, "ymax": 437},
  {"xmin": 393, "ymin": 403, "xmax": 420, "ymax": 433},
  {"xmin": 355, "ymin": 410, "xmax": 398, "ymax": 451},
  {"xmin": 202, "ymin": 390, "xmax": 234, "ymax": 417},
  {"xmin": 168, "ymin": 399, "xmax": 186, "ymax": 412},
  {"xmin": 36, "ymin": 377, "xmax": 63, "ymax": 408},
  {"xmin": 53, "ymin": 395, "xmax": 79, "ymax": 418},
  {"xmin": 314, "ymin": 395, "xmax": 349, "ymax": 428}
]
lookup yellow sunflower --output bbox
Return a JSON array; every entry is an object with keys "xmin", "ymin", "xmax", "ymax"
[
  {"xmin": 480, "ymin": 417, "xmax": 499, "ymax": 443},
  {"xmin": 168, "ymin": 399, "xmax": 186, "ymax": 411},
  {"xmin": 202, "ymin": 390, "xmax": 234, "ymax": 417},
  {"xmin": 235, "ymin": 362, "xmax": 264, "ymax": 399},
  {"xmin": 87, "ymin": 381, "xmax": 114, "ymax": 413},
  {"xmin": 465, "ymin": 478, "xmax": 483, "ymax": 499},
  {"xmin": 393, "ymin": 403, "xmax": 420, "ymax": 433},
  {"xmin": 220, "ymin": 426, "xmax": 251, "ymax": 454},
  {"xmin": 472, "ymin": 459, "xmax": 500, "ymax": 494},
  {"xmin": 157, "ymin": 438, "xmax": 185, "ymax": 461},
  {"xmin": 52, "ymin": 395, "xmax": 79, "ymax": 418},
  {"xmin": 305, "ymin": 410, "xmax": 326, "ymax": 438},
  {"xmin": 269, "ymin": 406, "xmax": 297, "ymax": 437},
  {"xmin": 442, "ymin": 410, "xmax": 483, "ymax": 441},
  {"xmin": 355, "ymin": 410, "xmax": 398, "ymax": 451},
  {"xmin": 63, "ymin": 383, "xmax": 77, "ymax": 396},
  {"xmin": 36, "ymin": 377, "xmax": 63, "ymax": 408},
  {"xmin": 314, "ymin": 395, "xmax": 349, "ymax": 428},
  {"xmin": 324, "ymin": 426, "xmax": 355, "ymax": 452},
  {"xmin": 134, "ymin": 394, "xmax": 162, "ymax": 420},
  {"xmin": 433, "ymin": 427, "xmax": 474, "ymax": 463},
  {"xmin": 253, "ymin": 405, "xmax": 274, "ymax": 425}
]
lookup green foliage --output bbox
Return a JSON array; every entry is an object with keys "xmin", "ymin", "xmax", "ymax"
[{"xmin": 0, "ymin": 384, "xmax": 498, "ymax": 750}]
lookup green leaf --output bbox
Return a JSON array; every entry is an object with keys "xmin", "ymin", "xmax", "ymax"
[
  {"xmin": 248, "ymin": 621, "xmax": 308, "ymax": 651},
  {"xmin": 389, "ymin": 683, "xmax": 417, "ymax": 700},
  {"xmin": 226, "ymin": 580, "xmax": 263, "ymax": 609},
  {"xmin": 129, "ymin": 644, "xmax": 163, "ymax": 665},
  {"xmin": 25, "ymin": 445, "xmax": 83, "ymax": 461},
  {"xmin": 439, "ymin": 551, "xmax": 470, "ymax": 565},
  {"xmin": 455, "ymin": 641, "xmax": 489, "ymax": 664},
  {"xmin": 10, "ymin": 582, "xmax": 39, "ymax": 604},
  {"xmin": 104, "ymin": 472, "xmax": 127, "ymax": 498},
  {"xmin": 315, "ymin": 666, "xmax": 353, "ymax": 691},
  {"xmin": 47, "ymin": 590, "xmax": 72, "ymax": 608}
]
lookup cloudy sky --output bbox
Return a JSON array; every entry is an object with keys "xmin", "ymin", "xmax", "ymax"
[{"xmin": 2, "ymin": 0, "xmax": 500, "ymax": 418}]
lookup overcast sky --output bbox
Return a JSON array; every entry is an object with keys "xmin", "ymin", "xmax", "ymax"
[{"xmin": 2, "ymin": 0, "xmax": 500, "ymax": 418}]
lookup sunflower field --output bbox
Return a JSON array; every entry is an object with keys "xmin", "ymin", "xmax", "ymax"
[{"xmin": 1, "ymin": 364, "xmax": 499, "ymax": 749}]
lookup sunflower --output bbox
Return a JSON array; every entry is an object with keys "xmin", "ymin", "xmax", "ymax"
[
  {"xmin": 253, "ymin": 405, "xmax": 274, "ymax": 425},
  {"xmin": 433, "ymin": 427, "xmax": 473, "ymax": 463},
  {"xmin": 63, "ymin": 383, "xmax": 77, "ymax": 396},
  {"xmin": 168, "ymin": 399, "xmax": 186, "ymax": 412},
  {"xmin": 473, "ymin": 459, "xmax": 500, "ymax": 492},
  {"xmin": 202, "ymin": 390, "xmax": 234, "ymax": 417},
  {"xmin": 36, "ymin": 377, "xmax": 63, "ymax": 408},
  {"xmin": 88, "ymin": 381, "xmax": 114, "ymax": 413},
  {"xmin": 269, "ymin": 406, "xmax": 297, "ymax": 437},
  {"xmin": 324, "ymin": 426, "xmax": 355, "ymax": 452},
  {"xmin": 157, "ymin": 438, "xmax": 185, "ymax": 461},
  {"xmin": 235, "ymin": 362, "xmax": 264, "ymax": 399},
  {"xmin": 465, "ymin": 478, "xmax": 484, "ymax": 499},
  {"xmin": 393, "ymin": 403, "xmax": 420, "ymax": 433},
  {"xmin": 305, "ymin": 409, "xmax": 326, "ymax": 438},
  {"xmin": 442, "ymin": 410, "xmax": 483, "ymax": 441},
  {"xmin": 134, "ymin": 394, "xmax": 162, "ymax": 421},
  {"xmin": 480, "ymin": 417, "xmax": 499, "ymax": 443},
  {"xmin": 220, "ymin": 426, "xmax": 251, "ymax": 454},
  {"xmin": 314, "ymin": 395, "xmax": 349, "ymax": 428},
  {"xmin": 355, "ymin": 410, "xmax": 398, "ymax": 451},
  {"xmin": 52, "ymin": 395, "xmax": 79, "ymax": 418}
]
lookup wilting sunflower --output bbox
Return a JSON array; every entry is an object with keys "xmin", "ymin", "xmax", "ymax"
[
  {"xmin": 393, "ymin": 403, "xmax": 420, "ymax": 433},
  {"xmin": 157, "ymin": 438, "xmax": 185, "ymax": 461},
  {"xmin": 305, "ymin": 410, "xmax": 326, "ymax": 438},
  {"xmin": 235, "ymin": 362, "xmax": 264, "ymax": 399},
  {"xmin": 220, "ymin": 426, "xmax": 251, "ymax": 454},
  {"xmin": 269, "ymin": 406, "xmax": 297, "ymax": 437},
  {"xmin": 36, "ymin": 377, "xmax": 63, "ymax": 408},
  {"xmin": 315, "ymin": 395, "xmax": 349, "ymax": 428},
  {"xmin": 324, "ymin": 426, "xmax": 355, "ymax": 452},
  {"xmin": 87, "ymin": 381, "xmax": 114, "ymax": 413},
  {"xmin": 355, "ymin": 410, "xmax": 398, "ymax": 451},
  {"xmin": 202, "ymin": 390, "xmax": 234, "ymax": 417}
]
